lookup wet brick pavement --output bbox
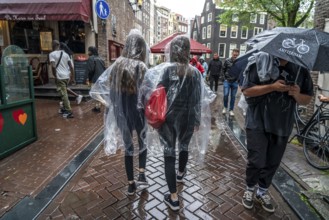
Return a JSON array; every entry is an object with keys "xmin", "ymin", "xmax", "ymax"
[
  {"xmin": 0, "ymin": 99, "xmax": 104, "ymax": 217},
  {"xmin": 36, "ymin": 95, "xmax": 297, "ymax": 219}
]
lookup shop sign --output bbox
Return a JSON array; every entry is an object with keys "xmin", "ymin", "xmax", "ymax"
[{"xmin": 4, "ymin": 14, "xmax": 47, "ymax": 21}]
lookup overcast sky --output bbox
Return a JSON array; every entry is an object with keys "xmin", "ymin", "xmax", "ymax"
[{"xmin": 155, "ymin": 0, "xmax": 205, "ymax": 19}]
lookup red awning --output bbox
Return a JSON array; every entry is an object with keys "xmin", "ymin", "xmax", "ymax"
[
  {"xmin": 0, "ymin": 0, "xmax": 91, "ymax": 23},
  {"xmin": 151, "ymin": 33, "xmax": 212, "ymax": 55}
]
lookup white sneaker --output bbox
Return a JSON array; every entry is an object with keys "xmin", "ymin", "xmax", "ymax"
[
  {"xmin": 229, "ymin": 110, "xmax": 235, "ymax": 116},
  {"xmin": 76, "ymin": 95, "xmax": 83, "ymax": 105},
  {"xmin": 222, "ymin": 108, "xmax": 227, "ymax": 114},
  {"xmin": 243, "ymin": 111, "xmax": 246, "ymax": 117}
]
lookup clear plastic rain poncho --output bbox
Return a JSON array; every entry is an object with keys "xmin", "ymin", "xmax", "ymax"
[
  {"xmin": 138, "ymin": 35, "xmax": 216, "ymax": 158},
  {"xmin": 90, "ymin": 29, "xmax": 149, "ymax": 156}
]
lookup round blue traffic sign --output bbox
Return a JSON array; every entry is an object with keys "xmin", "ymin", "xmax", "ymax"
[{"xmin": 95, "ymin": 0, "xmax": 110, "ymax": 20}]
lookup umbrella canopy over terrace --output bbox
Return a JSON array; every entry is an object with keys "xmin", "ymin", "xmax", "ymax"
[{"xmin": 151, "ymin": 33, "xmax": 212, "ymax": 55}]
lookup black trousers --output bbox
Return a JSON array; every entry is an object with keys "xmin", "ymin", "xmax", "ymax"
[
  {"xmin": 245, "ymin": 129, "xmax": 288, "ymax": 188},
  {"xmin": 158, "ymin": 113, "xmax": 194, "ymax": 193},
  {"xmin": 209, "ymin": 75, "xmax": 220, "ymax": 92}
]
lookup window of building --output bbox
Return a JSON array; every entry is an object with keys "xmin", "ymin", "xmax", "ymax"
[
  {"xmin": 250, "ymin": 13, "xmax": 257, "ymax": 23},
  {"xmin": 232, "ymin": 13, "xmax": 239, "ymax": 22},
  {"xmin": 208, "ymin": 13, "xmax": 212, "ymax": 22},
  {"xmin": 218, "ymin": 43, "xmax": 226, "ymax": 58},
  {"xmin": 207, "ymin": 43, "xmax": 211, "ymax": 58},
  {"xmin": 207, "ymin": 25, "xmax": 211, "ymax": 38},
  {"xmin": 219, "ymin": 24, "xmax": 227, "ymax": 37},
  {"xmin": 240, "ymin": 44, "xmax": 247, "ymax": 55},
  {"xmin": 230, "ymin": 25, "xmax": 238, "ymax": 38},
  {"xmin": 241, "ymin": 26, "xmax": 248, "ymax": 39},
  {"xmin": 193, "ymin": 31, "xmax": 197, "ymax": 40},
  {"xmin": 206, "ymin": 2, "xmax": 210, "ymax": 11},
  {"xmin": 201, "ymin": 16, "xmax": 204, "ymax": 24},
  {"xmin": 202, "ymin": 27, "xmax": 206, "ymax": 39},
  {"xmin": 229, "ymin": 43, "xmax": 237, "ymax": 56},
  {"xmin": 260, "ymin": 14, "xmax": 265, "ymax": 24},
  {"xmin": 254, "ymin": 27, "xmax": 263, "ymax": 36}
]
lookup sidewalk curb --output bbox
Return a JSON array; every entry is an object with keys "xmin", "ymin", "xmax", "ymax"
[
  {"xmin": 1, "ymin": 131, "xmax": 104, "ymax": 220},
  {"xmin": 224, "ymin": 117, "xmax": 321, "ymax": 220}
]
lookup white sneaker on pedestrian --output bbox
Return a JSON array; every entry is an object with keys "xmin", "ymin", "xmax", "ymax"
[
  {"xmin": 76, "ymin": 95, "xmax": 83, "ymax": 105},
  {"xmin": 229, "ymin": 110, "xmax": 235, "ymax": 116},
  {"xmin": 222, "ymin": 108, "xmax": 227, "ymax": 114}
]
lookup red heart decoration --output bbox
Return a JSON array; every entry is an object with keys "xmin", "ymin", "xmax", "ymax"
[
  {"xmin": 12, "ymin": 109, "xmax": 25, "ymax": 125},
  {"xmin": 0, "ymin": 113, "xmax": 3, "ymax": 133}
]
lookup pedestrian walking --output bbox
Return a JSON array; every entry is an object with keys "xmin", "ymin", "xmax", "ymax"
[
  {"xmin": 241, "ymin": 51, "xmax": 313, "ymax": 213},
  {"xmin": 59, "ymin": 42, "xmax": 83, "ymax": 107},
  {"xmin": 90, "ymin": 30, "xmax": 149, "ymax": 196},
  {"xmin": 139, "ymin": 35, "xmax": 215, "ymax": 211},
  {"xmin": 199, "ymin": 56, "xmax": 208, "ymax": 79},
  {"xmin": 206, "ymin": 53, "xmax": 222, "ymax": 92},
  {"xmin": 85, "ymin": 46, "xmax": 106, "ymax": 113},
  {"xmin": 222, "ymin": 49, "xmax": 240, "ymax": 116},
  {"xmin": 190, "ymin": 55, "xmax": 205, "ymax": 75},
  {"xmin": 49, "ymin": 40, "xmax": 74, "ymax": 118}
]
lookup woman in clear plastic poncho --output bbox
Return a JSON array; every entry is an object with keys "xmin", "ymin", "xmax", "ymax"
[
  {"xmin": 90, "ymin": 30, "xmax": 149, "ymax": 196},
  {"xmin": 139, "ymin": 35, "xmax": 216, "ymax": 211}
]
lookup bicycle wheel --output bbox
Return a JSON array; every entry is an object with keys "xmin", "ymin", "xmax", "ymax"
[
  {"xmin": 303, "ymin": 116, "xmax": 329, "ymax": 170},
  {"xmin": 295, "ymin": 104, "xmax": 308, "ymax": 126}
]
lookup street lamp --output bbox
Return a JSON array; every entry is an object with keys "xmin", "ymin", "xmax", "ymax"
[{"xmin": 128, "ymin": 0, "xmax": 143, "ymax": 13}]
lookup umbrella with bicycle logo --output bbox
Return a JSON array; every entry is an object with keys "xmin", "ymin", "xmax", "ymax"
[{"xmin": 246, "ymin": 27, "xmax": 329, "ymax": 72}]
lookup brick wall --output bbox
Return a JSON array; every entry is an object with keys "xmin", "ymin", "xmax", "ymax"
[{"xmin": 97, "ymin": 0, "xmax": 136, "ymax": 67}]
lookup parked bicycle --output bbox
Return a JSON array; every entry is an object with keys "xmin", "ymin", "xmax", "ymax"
[{"xmin": 292, "ymin": 86, "xmax": 329, "ymax": 170}]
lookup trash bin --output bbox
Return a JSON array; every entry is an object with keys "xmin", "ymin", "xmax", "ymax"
[{"xmin": 0, "ymin": 45, "xmax": 37, "ymax": 158}]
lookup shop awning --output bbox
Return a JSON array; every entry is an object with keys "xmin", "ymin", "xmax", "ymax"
[{"xmin": 0, "ymin": 0, "xmax": 91, "ymax": 23}]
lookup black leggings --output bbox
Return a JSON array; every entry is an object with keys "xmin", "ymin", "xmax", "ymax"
[
  {"xmin": 164, "ymin": 151, "xmax": 188, "ymax": 193},
  {"xmin": 125, "ymin": 149, "xmax": 147, "ymax": 181}
]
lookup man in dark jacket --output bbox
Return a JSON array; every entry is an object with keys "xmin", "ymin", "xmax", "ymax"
[
  {"xmin": 206, "ymin": 53, "xmax": 222, "ymax": 92},
  {"xmin": 222, "ymin": 49, "xmax": 239, "ymax": 116},
  {"xmin": 85, "ymin": 46, "xmax": 106, "ymax": 112}
]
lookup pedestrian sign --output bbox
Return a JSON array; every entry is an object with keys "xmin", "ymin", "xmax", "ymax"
[{"xmin": 95, "ymin": 0, "xmax": 110, "ymax": 20}]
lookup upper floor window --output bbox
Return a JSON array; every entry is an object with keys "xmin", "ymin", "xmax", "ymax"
[
  {"xmin": 202, "ymin": 27, "xmax": 206, "ymax": 39},
  {"xmin": 241, "ymin": 26, "xmax": 248, "ymax": 39},
  {"xmin": 231, "ymin": 25, "xmax": 238, "ymax": 38},
  {"xmin": 207, "ymin": 25, "xmax": 212, "ymax": 38},
  {"xmin": 250, "ymin": 13, "xmax": 257, "ymax": 23},
  {"xmin": 206, "ymin": 2, "xmax": 210, "ymax": 11},
  {"xmin": 254, "ymin": 27, "xmax": 263, "ymax": 36},
  {"xmin": 201, "ymin": 16, "xmax": 204, "ymax": 24},
  {"xmin": 232, "ymin": 13, "xmax": 239, "ymax": 22},
  {"xmin": 229, "ymin": 43, "xmax": 237, "ymax": 56},
  {"xmin": 219, "ymin": 24, "xmax": 227, "ymax": 37},
  {"xmin": 208, "ymin": 13, "xmax": 212, "ymax": 22},
  {"xmin": 260, "ymin": 14, "xmax": 265, "ymax": 24}
]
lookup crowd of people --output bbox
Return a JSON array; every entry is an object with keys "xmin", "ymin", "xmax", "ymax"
[{"xmin": 52, "ymin": 29, "xmax": 315, "ymax": 213}]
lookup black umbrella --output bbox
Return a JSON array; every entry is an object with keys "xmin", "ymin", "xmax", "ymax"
[{"xmin": 246, "ymin": 27, "xmax": 329, "ymax": 72}]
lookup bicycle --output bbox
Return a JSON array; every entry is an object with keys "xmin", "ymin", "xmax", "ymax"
[
  {"xmin": 292, "ymin": 86, "xmax": 329, "ymax": 170},
  {"xmin": 282, "ymin": 38, "xmax": 310, "ymax": 54}
]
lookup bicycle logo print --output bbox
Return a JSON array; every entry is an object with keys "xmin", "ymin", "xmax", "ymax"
[{"xmin": 282, "ymin": 38, "xmax": 310, "ymax": 54}]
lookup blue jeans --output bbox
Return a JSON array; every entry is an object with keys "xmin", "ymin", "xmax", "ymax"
[{"xmin": 223, "ymin": 80, "xmax": 238, "ymax": 111}]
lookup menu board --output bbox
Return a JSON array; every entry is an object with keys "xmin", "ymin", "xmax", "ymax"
[{"xmin": 74, "ymin": 60, "xmax": 87, "ymax": 84}]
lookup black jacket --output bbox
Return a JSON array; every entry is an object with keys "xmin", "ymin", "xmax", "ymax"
[
  {"xmin": 207, "ymin": 59, "xmax": 222, "ymax": 76},
  {"xmin": 222, "ymin": 58, "xmax": 236, "ymax": 82},
  {"xmin": 86, "ymin": 55, "xmax": 106, "ymax": 83}
]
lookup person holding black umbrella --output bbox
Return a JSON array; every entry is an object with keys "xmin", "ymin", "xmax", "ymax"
[{"xmin": 241, "ymin": 51, "xmax": 313, "ymax": 213}]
